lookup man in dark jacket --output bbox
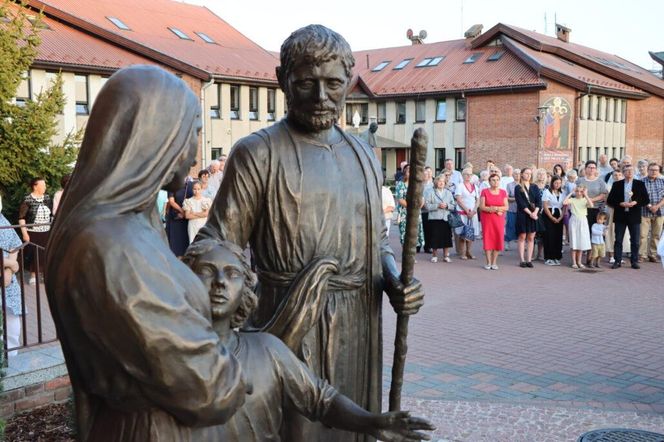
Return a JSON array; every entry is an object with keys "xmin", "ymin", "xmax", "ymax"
[{"xmin": 607, "ymin": 164, "xmax": 650, "ymax": 269}]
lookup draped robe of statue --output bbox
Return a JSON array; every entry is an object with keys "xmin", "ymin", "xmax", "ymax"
[{"xmin": 197, "ymin": 119, "xmax": 392, "ymax": 442}]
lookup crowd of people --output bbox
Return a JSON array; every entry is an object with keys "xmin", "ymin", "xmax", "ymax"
[{"xmin": 384, "ymin": 155, "xmax": 664, "ymax": 270}]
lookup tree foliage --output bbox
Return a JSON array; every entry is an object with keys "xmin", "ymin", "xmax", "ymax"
[{"xmin": 0, "ymin": 0, "xmax": 80, "ymax": 221}]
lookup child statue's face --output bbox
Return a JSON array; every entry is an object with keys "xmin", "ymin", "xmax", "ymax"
[{"xmin": 192, "ymin": 247, "xmax": 246, "ymax": 320}]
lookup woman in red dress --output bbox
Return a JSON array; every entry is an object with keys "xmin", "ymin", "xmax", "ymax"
[{"xmin": 479, "ymin": 173, "xmax": 509, "ymax": 269}]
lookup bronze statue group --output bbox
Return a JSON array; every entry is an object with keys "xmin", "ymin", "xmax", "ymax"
[{"xmin": 45, "ymin": 26, "xmax": 434, "ymax": 441}]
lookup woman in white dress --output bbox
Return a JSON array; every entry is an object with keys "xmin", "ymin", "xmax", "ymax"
[
  {"xmin": 183, "ymin": 181, "xmax": 212, "ymax": 244},
  {"xmin": 454, "ymin": 167, "xmax": 480, "ymax": 259}
]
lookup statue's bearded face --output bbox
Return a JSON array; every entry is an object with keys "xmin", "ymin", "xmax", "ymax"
[{"xmin": 284, "ymin": 58, "xmax": 349, "ymax": 132}]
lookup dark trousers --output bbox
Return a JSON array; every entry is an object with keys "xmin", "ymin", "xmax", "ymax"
[
  {"xmin": 422, "ymin": 212, "xmax": 431, "ymax": 252},
  {"xmin": 614, "ymin": 222, "xmax": 641, "ymax": 264},
  {"xmin": 586, "ymin": 207, "xmax": 600, "ymax": 229},
  {"xmin": 542, "ymin": 212, "xmax": 563, "ymax": 260}
]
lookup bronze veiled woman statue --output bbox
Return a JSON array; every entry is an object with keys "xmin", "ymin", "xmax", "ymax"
[{"xmin": 45, "ymin": 65, "xmax": 247, "ymax": 441}]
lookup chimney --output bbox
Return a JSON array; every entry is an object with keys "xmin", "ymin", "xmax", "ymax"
[
  {"xmin": 555, "ymin": 23, "xmax": 571, "ymax": 43},
  {"xmin": 464, "ymin": 24, "xmax": 483, "ymax": 40}
]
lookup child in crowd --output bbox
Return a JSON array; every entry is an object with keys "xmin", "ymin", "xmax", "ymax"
[
  {"xmin": 562, "ymin": 169, "xmax": 578, "ymax": 245},
  {"xmin": 564, "ymin": 185, "xmax": 594, "ymax": 269},
  {"xmin": 590, "ymin": 212, "xmax": 608, "ymax": 268},
  {"xmin": 183, "ymin": 239, "xmax": 435, "ymax": 442}
]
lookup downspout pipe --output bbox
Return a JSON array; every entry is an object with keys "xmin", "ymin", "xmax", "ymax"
[{"xmin": 200, "ymin": 77, "xmax": 215, "ymax": 168}]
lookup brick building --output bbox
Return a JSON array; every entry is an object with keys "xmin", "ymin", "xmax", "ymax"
[{"xmin": 349, "ymin": 23, "xmax": 664, "ymax": 176}]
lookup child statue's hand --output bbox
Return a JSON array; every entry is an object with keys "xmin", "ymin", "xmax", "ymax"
[{"xmin": 370, "ymin": 410, "xmax": 435, "ymax": 441}]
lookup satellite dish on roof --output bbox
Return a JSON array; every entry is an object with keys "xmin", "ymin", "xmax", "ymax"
[
  {"xmin": 419, "ymin": 30, "xmax": 428, "ymax": 40},
  {"xmin": 406, "ymin": 29, "xmax": 413, "ymax": 39}
]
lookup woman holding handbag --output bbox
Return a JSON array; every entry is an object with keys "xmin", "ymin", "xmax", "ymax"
[
  {"xmin": 542, "ymin": 176, "xmax": 565, "ymax": 265},
  {"xmin": 424, "ymin": 174, "xmax": 455, "ymax": 262},
  {"xmin": 515, "ymin": 168, "xmax": 541, "ymax": 267}
]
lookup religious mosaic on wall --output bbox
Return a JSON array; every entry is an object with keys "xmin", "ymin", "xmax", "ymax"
[{"xmin": 542, "ymin": 96, "xmax": 572, "ymax": 149}]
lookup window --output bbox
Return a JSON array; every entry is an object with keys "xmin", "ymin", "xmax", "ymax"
[
  {"xmin": 455, "ymin": 99, "xmax": 466, "ymax": 121},
  {"xmin": 15, "ymin": 72, "xmax": 30, "ymax": 107},
  {"xmin": 620, "ymin": 100, "xmax": 626, "ymax": 123},
  {"xmin": 393, "ymin": 59, "xmax": 412, "ymax": 70},
  {"xmin": 75, "ymin": 74, "xmax": 89, "ymax": 115},
  {"xmin": 416, "ymin": 56, "xmax": 445, "ymax": 67},
  {"xmin": 487, "ymin": 51, "xmax": 504, "ymax": 61},
  {"xmin": 377, "ymin": 102, "xmax": 386, "ymax": 124},
  {"xmin": 371, "ymin": 61, "xmax": 390, "ymax": 72},
  {"xmin": 614, "ymin": 99, "xmax": 620, "ymax": 122},
  {"xmin": 209, "ymin": 83, "xmax": 220, "ymax": 119},
  {"xmin": 230, "ymin": 85, "xmax": 240, "ymax": 119},
  {"xmin": 415, "ymin": 100, "xmax": 426, "ymax": 122},
  {"xmin": 435, "ymin": 100, "xmax": 447, "ymax": 121},
  {"xmin": 195, "ymin": 32, "xmax": 215, "ymax": 44},
  {"xmin": 435, "ymin": 148, "xmax": 446, "ymax": 172},
  {"xmin": 455, "ymin": 148, "xmax": 465, "ymax": 170},
  {"xmin": 211, "ymin": 148, "xmax": 223, "ymax": 160},
  {"xmin": 267, "ymin": 88, "xmax": 276, "ymax": 121},
  {"xmin": 463, "ymin": 53, "xmax": 481, "ymax": 64},
  {"xmin": 345, "ymin": 103, "xmax": 369, "ymax": 125},
  {"xmin": 249, "ymin": 87, "xmax": 259, "ymax": 120},
  {"xmin": 107, "ymin": 16, "xmax": 130, "ymax": 30},
  {"xmin": 416, "ymin": 58, "xmax": 433, "ymax": 67},
  {"xmin": 169, "ymin": 27, "xmax": 192, "ymax": 40},
  {"xmin": 595, "ymin": 96, "xmax": 601, "ymax": 120},
  {"xmin": 396, "ymin": 101, "xmax": 406, "ymax": 123},
  {"xmin": 585, "ymin": 96, "xmax": 592, "ymax": 120}
]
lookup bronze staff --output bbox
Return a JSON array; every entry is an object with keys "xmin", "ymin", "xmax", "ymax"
[{"xmin": 389, "ymin": 128, "xmax": 428, "ymax": 411}]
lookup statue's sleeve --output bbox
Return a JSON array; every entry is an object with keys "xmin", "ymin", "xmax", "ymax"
[
  {"xmin": 267, "ymin": 335, "xmax": 338, "ymax": 421},
  {"xmin": 196, "ymin": 137, "xmax": 266, "ymax": 247},
  {"xmin": 76, "ymin": 239, "xmax": 246, "ymax": 427}
]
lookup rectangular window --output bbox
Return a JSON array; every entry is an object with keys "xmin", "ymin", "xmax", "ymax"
[
  {"xmin": 107, "ymin": 16, "xmax": 130, "ymax": 30},
  {"xmin": 455, "ymin": 148, "xmax": 465, "ymax": 170},
  {"xmin": 620, "ymin": 100, "xmax": 626, "ymax": 123},
  {"xmin": 415, "ymin": 100, "xmax": 426, "ymax": 122},
  {"xmin": 360, "ymin": 103, "xmax": 368, "ymax": 124},
  {"xmin": 435, "ymin": 148, "xmax": 447, "ymax": 173},
  {"xmin": 249, "ymin": 87, "xmax": 259, "ymax": 120},
  {"xmin": 589, "ymin": 95, "xmax": 596, "ymax": 120},
  {"xmin": 267, "ymin": 88, "xmax": 276, "ymax": 121},
  {"xmin": 393, "ymin": 59, "xmax": 412, "ymax": 70},
  {"xmin": 435, "ymin": 100, "xmax": 446, "ymax": 121},
  {"xmin": 463, "ymin": 53, "xmax": 481, "ymax": 64},
  {"xmin": 487, "ymin": 51, "xmax": 505, "ymax": 61},
  {"xmin": 209, "ymin": 83, "xmax": 220, "ymax": 119},
  {"xmin": 345, "ymin": 103, "xmax": 369, "ymax": 125},
  {"xmin": 371, "ymin": 61, "xmax": 390, "ymax": 72},
  {"xmin": 614, "ymin": 99, "xmax": 620, "ymax": 122},
  {"xmin": 211, "ymin": 148, "xmax": 223, "ymax": 160},
  {"xmin": 597, "ymin": 97, "xmax": 604, "ymax": 121},
  {"xmin": 75, "ymin": 74, "xmax": 89, "ymax": 115},
  {"xmin": 15, "ymin": 72, "xmax": 30, "ymax": 107},
  {"xmin": 169, "ymin": 27, "xmax": 192, "ymax": 40},
  {"xmin": 428, "ymin": 56, "xmax": 445, "ymax": 66},
  {"xmin": 195, "ymin": 32, "xmax": 215, "ymax": 44},
  {"xmin": 230, "ymin": 85, "xmax": 240, "ymax": 119},
  {"xmin": 396, "ymin": 101, "xmax": 406, "ymax": 124},
  {"xmin": 377, "ymin": 102, "xmax": 386, "ymax": 124},
  {"xmin": 455, "ymin": 99, "xmax": 466, "ymax": 121},
  {"xmin": 416, "ymin": 58, "xmax": 433, "ymax": 67}
]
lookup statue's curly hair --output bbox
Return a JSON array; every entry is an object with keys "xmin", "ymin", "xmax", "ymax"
[
  {"xmin": 278, "ymin": 24, "xmax": 355, "ymax": 84},
  {"xmin": 183, "ymin": 239, "xmax": 258, "ymax": 328}
]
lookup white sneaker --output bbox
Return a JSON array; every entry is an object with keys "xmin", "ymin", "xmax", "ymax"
[
  {"xmin": 554, "ymin": 260, "xmax": 561, "ymax": 266},
  {"xmin": 430, "ymin": 257, "xmax": 438, "ymax": 263},
  {"xmin": 443, "ymin": 256, "xmax": 451, "ymax": 263},
  {"xmin": 491, "ymin": 264, "xmax": 499, "ymax": 270},
  {"xmin": 484, "ymin": 264, "xmax": 492, "ymax": 270},
  {"xmin": 544, "ymin": 259, "xmax": 555, "ymax": 266},
  {"xmin": 609, "ymin": 257, "xmax": 615, "ymax": 264}
]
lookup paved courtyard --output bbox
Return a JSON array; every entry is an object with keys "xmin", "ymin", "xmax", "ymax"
[{"xmin": 382, "ymin": 229, "xmax": 664, "ymax": 440}]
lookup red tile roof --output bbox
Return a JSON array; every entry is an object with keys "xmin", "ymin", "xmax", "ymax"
[
  {"xmin": 504, "ymin": 37, "xmax": 647, "ymax": 98},
  {"xmin": 28, "ymin": 0, "xmax": 278, "ymax": 83},
  {"xmin": 353, "ymin": 39, "xmax": 546, "ymax": 97},
  {"xmin": 474, "ymin": 23, "xmax": 664, "ymax": 98},
  {"xmin": 5, "ymin": 3, "xmax": 152, "ymax": 72}
]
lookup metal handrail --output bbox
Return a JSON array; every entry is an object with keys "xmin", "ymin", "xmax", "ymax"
[{"xmin": 1, "ymin": 222, "xmax": 56, "ymax": 363}]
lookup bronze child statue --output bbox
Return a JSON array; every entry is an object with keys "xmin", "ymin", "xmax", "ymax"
[{"xmin": 184, "ymin": 239, "xmax": 435, "ymax": 442}]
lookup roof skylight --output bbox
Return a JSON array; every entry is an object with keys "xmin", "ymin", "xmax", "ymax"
[
  {"xmin": 416, "ymin": 56, "xmax": 445, "ymax": 67},
  {"xmin": 463, "ymin": 53, "xmax": 482, "ymax": 64},
  {"xmin": 107, "ymin": 16, "xmax": 130, "ymax": 30},
  {"xmin": 371, "ymin": 61, "xmax": 390, "ymax": 72},
  {"xmin": 487, "ymin": 51, "xmax": 505, "ymax": 61},
  {"xmin": 169, "ymin": 27, "xmax": 192, "ymax": 40},
  {"xmin": 195, "ymin": 32, "xmax": 215, "ymax": 44},
  {"xmin": 393, "ymin": 58, "xmax": 413, "ymax": 70}
]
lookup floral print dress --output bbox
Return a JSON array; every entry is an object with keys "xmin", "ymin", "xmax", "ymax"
[{"xmin": 395, "ymin": 180, "xmax": 424, "ymax": 247}]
